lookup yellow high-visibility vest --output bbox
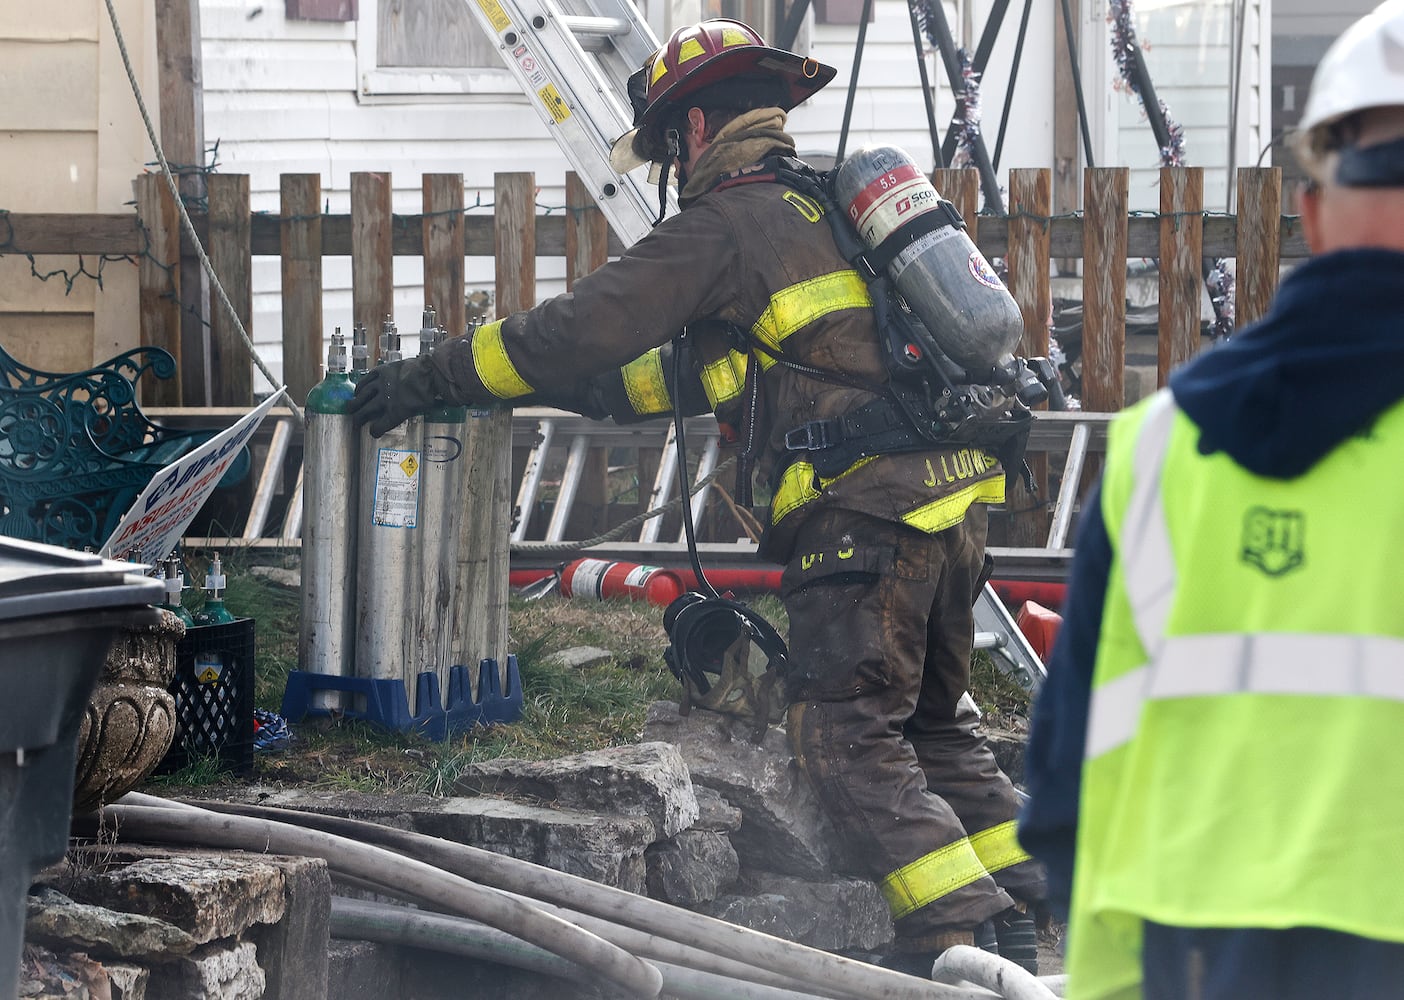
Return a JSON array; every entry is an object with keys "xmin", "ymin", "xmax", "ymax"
[{"xmin": 1067, "ymin": 389, "xmax": 1404, "ymax": 999}]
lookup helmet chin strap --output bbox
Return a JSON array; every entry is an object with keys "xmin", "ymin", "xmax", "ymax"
[{"xmin": 654, "ymin": 127, "xmax": 684, "ymax": 226}]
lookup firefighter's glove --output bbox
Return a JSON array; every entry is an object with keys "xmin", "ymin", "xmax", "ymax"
[{"xmin": 350, "ymin": 352, "xmax": 447, "ymax": 438}]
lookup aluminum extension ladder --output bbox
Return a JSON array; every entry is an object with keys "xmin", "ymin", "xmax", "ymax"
[{"xmin": 464, "ymin": 0, "xmax": 676, "ymax": 246}]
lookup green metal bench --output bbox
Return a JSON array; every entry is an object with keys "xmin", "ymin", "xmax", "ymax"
[{"xmin": 0, "ymin": 343, "xmax": 249, "ymax": 552}]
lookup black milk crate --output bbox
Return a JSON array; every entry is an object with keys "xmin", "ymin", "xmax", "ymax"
[{"xmin": 157, "ymin": 618, "xmax": 256, "ymax": 777}]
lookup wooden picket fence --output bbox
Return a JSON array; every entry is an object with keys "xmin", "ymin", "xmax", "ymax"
[{"xmin": 3, "ymin": 165, "xmax": 1308, "ymax": 559}]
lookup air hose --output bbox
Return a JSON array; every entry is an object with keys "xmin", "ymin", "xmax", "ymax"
[
  {"xmin": 93, "ymin": 801, "xmax": 664, "ymax": 998},
  {"xmin": 173, "ymin": 797, "xmax": 1060, "ymax": 1000}
]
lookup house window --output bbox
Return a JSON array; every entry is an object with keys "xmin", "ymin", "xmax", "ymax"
[{"xmin": 358, "ymin": 0, "xmax": 516, "ymax": 97}]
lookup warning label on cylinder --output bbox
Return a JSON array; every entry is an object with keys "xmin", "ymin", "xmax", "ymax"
[
  {"xmin": 373, "ymin": 447, "xmax": 420, "ymax": 529},
  {"xmin": 195, "ymin": 654, "xmax": 224, "ymax": 685}
]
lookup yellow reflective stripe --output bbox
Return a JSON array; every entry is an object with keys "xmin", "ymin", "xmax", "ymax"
[
  {"xmin": 620, "ymin": 348, "xmax": 671, "ymax": 415},
  {"xmin": 879, "ymin": 837, "xmax": 990, "ymax": 919},
  {"xmin": 901, "ymin": 476, "xmax": 1005, "ymax": 534},
  {"xmin": 969, "ymin": 820, "xmax": 1032, "ymax": 875},
  {"xmin": 700, "ymin": 350, "xmax": 748, "ymax": 407},
  {"xmin": 471, "ymin": 320, "xmax": 534, "ymax": 399},
  {"xmin": 751, "ymin": 270, "xmax": 872, "ymax": 358},
  {"xmin": 771, "ymin": 456, "xmax": 876, "ymax": 525}
]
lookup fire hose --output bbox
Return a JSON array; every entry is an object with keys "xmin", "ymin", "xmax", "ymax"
[{"xmin": 101, "ymin": 795, "xmax": 1059, "ymax": 1000}]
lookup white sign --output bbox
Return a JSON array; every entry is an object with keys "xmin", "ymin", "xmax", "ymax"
[{"xmin": 100, "ymin": 390, "xmax": 288, "ymax": 561}]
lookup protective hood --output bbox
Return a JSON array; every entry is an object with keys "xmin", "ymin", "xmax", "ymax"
[{"xmin": 1169, "ymin": 248, "xmax": 1404, "ymax": 478}]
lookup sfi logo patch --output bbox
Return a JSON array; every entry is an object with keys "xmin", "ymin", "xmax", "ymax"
[{"xmin": 1240, "ymin": 507, "xmax": 1305, "ymax": 577}]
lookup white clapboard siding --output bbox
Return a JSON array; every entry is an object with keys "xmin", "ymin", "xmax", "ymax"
[{"xmin": 1112, "ymin": 0, "xmax": 1267, "ymax": 212}]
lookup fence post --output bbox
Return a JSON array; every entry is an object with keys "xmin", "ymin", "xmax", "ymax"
[
  {"xmin": 1006, "ymin": 168, "xmax": 1052, "ymax": 547},
  {"xmin": 1235, "ymin": 166, "xmax": 1282, "ymax": 329},
  {"xmin": 423, "ymin": 174, "xmax": 466, "ymax": 338},
  {"xmin": 352, "ymin": 172, "xmax": 394, "ymax": 363},
  {"xmin": 1082, "ymin": 167, "xmax": 1128, "ymax": 414},
  {"xmin": 564, "ymin": 172, "xmax": 611, "ymax": 541},
  {"xmin": 135, "ymin": 173, "xmax": 182, "ymax": 407},
  {"xmin": 208, "ymin": 173, "xmax": 253, "ymax": 405},
  {"xmin": 1158, "ymin": 166, "xmax": 1203, "ymax": 385},
  {"xmin": 280, "ymin": 174, "xmax": 324, "ymax": 403},
  {"xmin": 453, "ymin": 172, "xmax": 534, "ymax": 676},
  {"xmin": 932, "ymin": 168, "xmax": 981, "ymax": 239}
]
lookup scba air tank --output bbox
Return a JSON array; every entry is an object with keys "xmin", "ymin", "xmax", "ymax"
[{"xmin": 833, "ymin": 145, "xmax": 1023, "ymax": 375}]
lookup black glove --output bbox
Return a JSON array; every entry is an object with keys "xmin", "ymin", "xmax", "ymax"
[{"xmin": 349, "ymin": 353, "xmax": 446, "ymax": 438}]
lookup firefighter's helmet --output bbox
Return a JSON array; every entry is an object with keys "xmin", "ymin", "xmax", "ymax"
[{"xmin": 609, "ymin": 19, "xmax": 835, "ymax": 171}]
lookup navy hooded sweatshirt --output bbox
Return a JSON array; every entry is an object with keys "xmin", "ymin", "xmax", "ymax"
[{"xmin": 1019, "ymin": 248, "xmax": 1404, "ymax": 919}]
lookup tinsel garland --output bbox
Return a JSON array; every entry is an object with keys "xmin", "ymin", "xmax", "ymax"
[
  {"xmin": 951, "ymin": 47, "xmax": 983, "ymax": 170},
  {"xmin": 1110, "ymin": 0, "xmax": 1237, "ymax": 337},
  {"xmin": 1108, "ymin": 0, "xmax": 1187, "ymax": 168},
  {"xmin": 907, "ymin": 0, "xmax": 985, "ymax": 169}
]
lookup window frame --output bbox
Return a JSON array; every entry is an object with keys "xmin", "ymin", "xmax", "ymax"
[{"xmin": 356, "ymin": 0, "xmax": 519, "ymax": 100}]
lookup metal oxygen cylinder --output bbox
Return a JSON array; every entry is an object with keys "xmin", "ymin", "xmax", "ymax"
[
  {"xmin": 355, "ymin": 316, "xmax": 422, "ymax": 685},
  {"xmin": 160, "ymin": 553, "xmax": 195, "ymax": 627},
  {"xmin": 833, "ymin": 145, "xmax": 1024, "ymax": 375},
  {"xmin": 415, "ymin": 308, "xmax": 467, "ymax": 689},
  {"xmin": 349, "ymin": 323, "xmax": 370, "ymax": 383},
  {"xmin": 300, "ymin": 329, "xmax": 358, "ymax": 708}
]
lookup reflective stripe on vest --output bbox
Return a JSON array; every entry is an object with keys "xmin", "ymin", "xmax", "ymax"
[
  {"xmin": 471, "ymin": 320, "xmax": 534, "ymax": 399},
  {"xmin": 1086, "ymin": 392, "xmax": 1404, "ymax": 757},
  {"xmin": 620, "ymin": 348, "xmax": 672, "ymax": 415}
]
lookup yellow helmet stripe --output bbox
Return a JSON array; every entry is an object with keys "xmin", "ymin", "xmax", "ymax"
[
  {"xmin": 676, "ymin": 37, "xmax": 707, "ymax": 63},
  {"xmin": 471, "ymin": 319, "xmax": 534, "ymax": 399},
  {"xmin": 621, "ymin": 348, "xmax": 672, "ymax": 415}
]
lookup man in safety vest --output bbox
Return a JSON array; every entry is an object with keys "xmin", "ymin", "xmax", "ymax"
[
  {"xmin": 1019, "ymin": 2, "xmax": 1404, "ymax": 996},
  {"xmin": 351, "ymin": 19, "xmax": 1044, "ymax": 974}
]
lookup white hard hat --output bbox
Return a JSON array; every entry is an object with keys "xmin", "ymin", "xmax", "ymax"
[{"xmin": 1299, "ymin": 0, "xmax": 1404, "ymax": 135}]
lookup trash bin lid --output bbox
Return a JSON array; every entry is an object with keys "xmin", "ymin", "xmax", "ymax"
[{"xmin": 0, "ymin": 538, "xmax": 163, "ymax": 622}]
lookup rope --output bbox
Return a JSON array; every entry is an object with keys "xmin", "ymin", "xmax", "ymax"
[
  {"xmin": 102, "ymin": 0, "xmax": 304, "ymax": 428},
  {"xmin": 509, "ymin": 455, "xmax": 737, "ymax": 555}
]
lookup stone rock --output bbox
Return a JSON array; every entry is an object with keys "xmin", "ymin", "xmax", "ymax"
[
  {"xmin": 701, "ymin": 871, "xmax": 893, "ymax": 952},
  {"xmin": 25, "ymin": 887, "xmax": 197, "ymax": 960},
  {"xmin": 106, "ymin": 963, "xmax": 150, "ymax": 1000},
  {"xmin": 243, "ymin": 856, "xmax": 331, "ymax": 1000},
  {"xmin": 325, "ymin": 940, "xmax": 399, "ymax": 1000},
  {"xmin": 247, "ymin": 566, "xmax": 299, "ymax": 589},
  {"xmin": 73, "ymin": 610, "xmax": 183, "ymax": 814},
  {"xmin": 453, "ymin": 741, "xmax": 699, "ymax": 839},
  {"xmin": 693, "ymin": 785, "xmax": 742, "ymax": 833},
  {"xmin": 986, "ymin": 726, "xmax": 1026, "ymax": 787},
  {"xmin": 542, "ymin": 646, "xmax": 614, "ymax": 670},
  {"xmin": 643, "ymin": 701, "xmax": 835, "ymax": 876},
  {"xmin": 210, "ymin": 787, "xmax": 655, "ymax": 893},
  {"xmin": 41, "ymin": 847, "xmax": 290, "ymax": 944},
  {"xmin": 645, "ymin": 828, "xmax": 739, "ymax": 906},
  {"xmin": 146, "ymin": 940, "xmax": 265, "ymax": 1000}
]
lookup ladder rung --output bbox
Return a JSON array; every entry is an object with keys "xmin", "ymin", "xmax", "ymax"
[{"xmin": 560, "ymin": 14, "xmax": 632, "ymax": 40}]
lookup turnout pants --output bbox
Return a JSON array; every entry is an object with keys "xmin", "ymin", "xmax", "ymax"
[{"xmin": 781, "ymin": 506, "xmax": 1045, "ymax": 941}]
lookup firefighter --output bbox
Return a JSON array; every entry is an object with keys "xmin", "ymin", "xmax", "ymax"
[
  {"xmin": 1019, "ymin": 2, "xmax": 1404, "ymax": 996},
  {"xmin": 350, "ymin": 19, "xmax": 1044, "ymax": 971}
]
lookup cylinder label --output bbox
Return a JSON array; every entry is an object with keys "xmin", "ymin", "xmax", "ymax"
[
  {"xmin": 890, "ymin": 225, "xmax": 963, "ymax": 279},
  {"xmin": 568, "ymin": 558, "xmax": 611, "ymax": 599},
  {"xmin": 623, "ymin": 564, "xmax": 661, "ymax": 588},
  {"xmin": 372, "ymin": 448, "xmax": 420, "ymax": 528},
  {"xmin": 968, "ymin": 251, "xmax": 1005, "ymax": 290}
]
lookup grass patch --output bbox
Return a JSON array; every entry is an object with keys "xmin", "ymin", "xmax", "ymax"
[{"xmin": 145, "ymin": 561, "xmax": 1028, "ymax": 800}]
